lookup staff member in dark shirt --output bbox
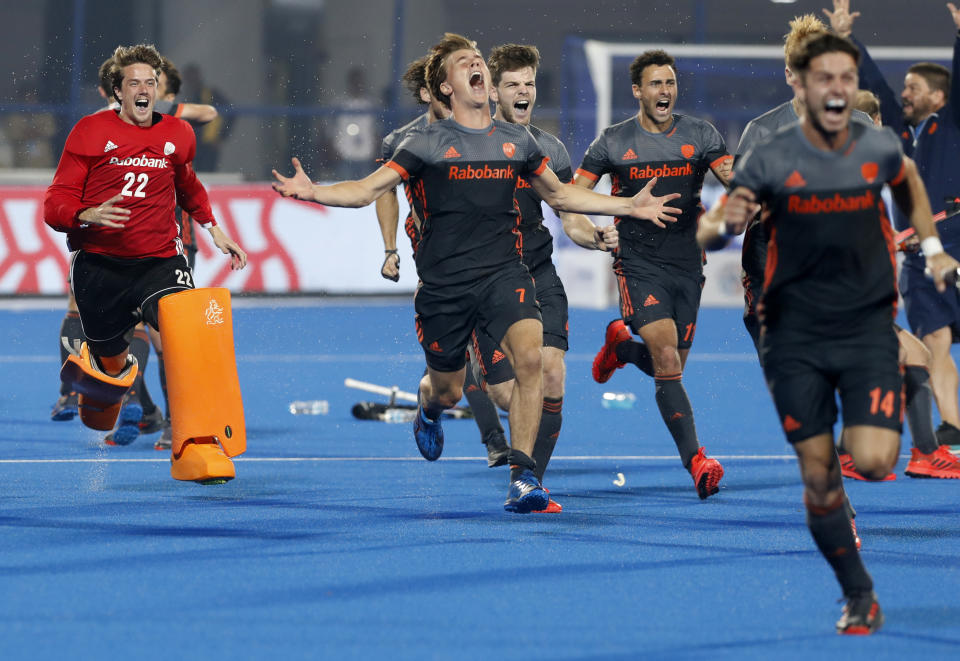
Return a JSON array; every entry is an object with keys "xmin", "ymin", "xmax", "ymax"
[{"xmin": 828, "ymin": 0, "xmax": 960, "ymax": 447}]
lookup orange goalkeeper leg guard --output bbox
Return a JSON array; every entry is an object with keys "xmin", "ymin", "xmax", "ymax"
[
  {"xmin": 158, "ymin": 288, "xmax": 246, "ymax": 485},
  {"xmin": 60, "ymin": 342, "xmax": 138, "ymax": 431}
]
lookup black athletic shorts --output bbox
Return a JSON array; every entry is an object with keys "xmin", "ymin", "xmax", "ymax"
[
  {"xmin": 762, "ymin": 326, "xmax": 902, "ymax": 444},
  {"xmin": 615, "ymin": 259, "xmax": 705, "ymax": 349},
  {"xmin": 469, "ymin": 325, "xmax": 514, "ymax": 386},
  {"xmin": 741, "ymin": 219, "xmax": 766, "ymax": 352},
  {"xmin": 414, "ymin": 261, "xmax": 541, "ymax": 372},
  {"xmin": 468, "ymin": 260, "xmax": 568, "ymax": 386},
  {"xmin": 71, "ymin": 250, "xmax": 194, "ymax": 356}
]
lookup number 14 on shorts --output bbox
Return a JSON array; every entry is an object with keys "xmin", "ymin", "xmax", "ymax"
[{"xmin": 868, "ymin": 387, "xmax": 896, "ymax": 418}]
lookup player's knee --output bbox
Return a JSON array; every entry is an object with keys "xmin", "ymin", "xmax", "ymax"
[
  {"xmin": 900, "ymin": 334, "xmax": 932, "ymax": 368},
  {"xmin": 652, "ymin": 343, "xmax": 682, "ymax": 373},
  {"xmin": 851, "ymin": 449, "xmax": 898, "ymax": 480},
  {"xmin": 432, "ymin": 384, "xmax": 462, "ymax": 409},
  {"xmin": 804, "ymin": 486, "xmax": 845, "ymax": 511},
  {"xmin": 542, "ymin": 364, "xmax": 565, "ymax": 398},
  {"xmin": 509, "ymin": 346, "xmax": 543, "ymax": 382}
]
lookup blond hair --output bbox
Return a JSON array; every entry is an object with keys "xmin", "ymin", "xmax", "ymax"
[{"xmin": 784, "ymin": 14, "xmax": 828, "ymax": 63}]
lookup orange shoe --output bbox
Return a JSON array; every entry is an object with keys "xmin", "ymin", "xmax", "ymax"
[
  {"xmin": 689, "ymin": 447, "xmax": 723, "ymax": 499},
  {"xmin": 905, "ymin": 445, "xmax": 960, "ymax": 479},
  {"xmin": 838, "ymin": 452, "xmax": 895, "ymax": 481},
  {"xmin": 591, "ymin": 319, "xmax": 630, "ymax": 383},
  {"xmin": 533, "ymin": 488, "xmax": 563, "ymax": 513},
  {"xmin": 170, "ymin": 440, "xmax": 235, "ymax": 485},
  {"xmin": 836, "ymin": 591, "xmax": 883, "ymax": 635}
]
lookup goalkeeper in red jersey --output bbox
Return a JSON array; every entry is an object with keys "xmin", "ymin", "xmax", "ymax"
[{"xmin": 44, "ymin": 44, "xmax": 247, "ymax": 483}]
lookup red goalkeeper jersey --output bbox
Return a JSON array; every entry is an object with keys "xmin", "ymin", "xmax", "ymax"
[{"xmin": 44, "ymin": 109, "xmax": 216, "ymax": 259}]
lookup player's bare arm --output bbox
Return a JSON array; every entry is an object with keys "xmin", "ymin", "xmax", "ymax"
[
  {"xmin": 949, "ymin": 3, "xmax": 960, "ymax": 30},
  {"xmin": 374, "ymin": 188, "xmax": 401, "ymax": 281},
  {"xmin": 178, "ymin": 103, "xmax": 218, "ymax": 123},
  {"xmin": 710, "ymin": 156, "xmax": 734, "ymax": 187},
  {"xmin": 890, "ymin": 156, "xmax": 960, "ymax": 291},
  {"xmin": 721, "ymin": 187, "xmax": 762, "ymax": 235},
  {"xmin": 77, "ymin": 194, "xmax": 130, "ymax": 229},
  {"xmin": 272, "ymin": 157, "xmax": 402, "ymax": 208},
  {"xmin": 698, "ymin": 193, "xmax": 762, "ymax": 246},
  {"xmin": 531, "ymin": 168, "xmax": 681, "ymax": 227},
  {"xmin": 206, "ymin": 225, "xmax": 248, "ymax": 271},
  {"xmin": 558, "ymin": 211, "xmax": 618, "ymax": 251},
  {"xmin": 824, "ymin": 0, "xmax": 859, "ymax": 37}
]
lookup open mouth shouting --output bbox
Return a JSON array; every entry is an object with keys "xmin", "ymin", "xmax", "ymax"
[
  {"xmin": 824, "ymin": 98, "xmax": 847, "ymax": 115},
  {"xmin": 512, "ymin": 98, "xmax": 531, "ymax": 120},
  {"xmin": 134, "ymin": 95, "xmax": 150, "ymax": 111},
  {"xmin": 469, "ymin": 70, "xmax": 485, "ymax": 92}
]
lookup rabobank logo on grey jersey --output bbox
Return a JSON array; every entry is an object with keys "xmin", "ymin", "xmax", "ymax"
[{"xmin": 108, "ymin": 155, "xmax": 168, "ymax": 168}]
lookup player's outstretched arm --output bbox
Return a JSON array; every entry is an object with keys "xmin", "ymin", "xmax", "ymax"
[
  {"xmin": 375, "ymin": 188, "xmax": 401, "ymax": 281},
  {"xmin": 531, "ymin": 168, "xmax": 681, "ymax": 227},
  {"xmin": 207, "ymin": 225, "xmax": 248, "ymax": 271},
  {"xmin": 559, "ymin": 211, "xmax": 618, "ymax": 251},
  {"xmin": 891, "ymin": 156, "xmax": 960, "ymax": 291},
  {"xmin": 824, "ymin": 0, "xmax": 860, "ymax": 37},
  {"xmin": 179, "ymin": 103, "xmax": 218, "ymax": 124},
  {"xmin": 272, "ymin": 157, "xmax": 401, "ymax": 208}
]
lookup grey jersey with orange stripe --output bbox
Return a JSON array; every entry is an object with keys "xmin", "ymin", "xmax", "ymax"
[
  {"xmin": 379, "ymin": 113, "xmax": 429, "ymax": 164},
  {"xmin": 577, "ymin": 113, "xmax": 729, "ymax": 270},
  {"xmin": 733, "ymin": 119, "xmax": 905, "ymax": 339},
  {"xmin": 379, "ymin": 113, "xmax": 430, "ymax": 253},
  {"xmin": 736, "ymin": 103, "xmax": 872, "ymax": 308},
  {"xmin": 516, "ymin": 124, "xmax": 574, "ymax": 272},
  {"xmin": 386, "ymin": 117, "xmax": 548, "ymax": 287}
]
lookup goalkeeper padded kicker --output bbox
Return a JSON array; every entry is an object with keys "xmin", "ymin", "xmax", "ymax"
[
  {"xmin": 159, "ymin": 288, "xmax": 245, "ymax": 483},
  {"xmin": 60, "ymin": 341, "xmax": 138, "ymax": 431}
]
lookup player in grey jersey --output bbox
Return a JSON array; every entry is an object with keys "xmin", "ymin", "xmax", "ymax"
[
  {"xmin": 466, "ymin": 43, "xmax": 619, "ymax": 512},
  {"xmin": 273, "ymin": 33, "xmax": 681, "ymax": 513},
  {"xmin": 578, "ymin": 49, "xmax": 731, "ymax": 500},
  {"xmin": 725, "ymin": 32, "xmax": 958, "ymax": 635}
]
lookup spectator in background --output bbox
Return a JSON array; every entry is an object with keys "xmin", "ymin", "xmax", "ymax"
[
  {"xmin": 330, "ymin": 67, "xmax": 378, "ymax": 180},
  {"xmin": 182, "ymin": 63, "xmax": 231, "ymax": 172},
  {"xmin": 5, "ymin": 81, "xmax": 57, "ymax": 169}
]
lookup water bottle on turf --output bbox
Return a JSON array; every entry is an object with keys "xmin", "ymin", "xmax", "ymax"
[
  {"xmin": 289, "ymin": 400, "xmax": 329, "ymax": 415},
  {"xmin": 383, "ymin": 408, "xmax": 417, "ymax": 423},
  {"xmin": 601, "ymin": 392, "xmax": 636, "ymax": 410}
]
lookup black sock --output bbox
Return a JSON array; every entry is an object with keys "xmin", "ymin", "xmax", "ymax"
[
  {"xmin": 905, "ymin": 365, "xmax": 939, "ymax": 454},
  {"xmin": 462, "ymin": 367, "xmax": 504, "ymax": 442},
  {"xmin": 157, "ymin": 352, "xmax": 170, "ymax": 418},
  {"xmin": 615, "ymin": 339, "xmax": 655, "ymax": 377},
  {"xmin": 128, "ymin": 329, "xmax": 152, "ymax": 410},
  {"xmin": 806, "ymin": 493, "xmax": 873, "ymax": 596},
  {"xmin": 508, "ymin": 449, "xmax": 537, "ymax": 482},
  {"xmin": 533, "ymin": 397, "xmax": 562, "ymax": 482},
  {"xmin": 58, "ymin": 312, "xmax": 85, "ymax": 395},
  {"xmin": 844, "ymin": 491, "xmax": 856, "ymax": 520},
  {"xmin": 654, "ymin": 374, "xmax": 699, "ymax": 468}
]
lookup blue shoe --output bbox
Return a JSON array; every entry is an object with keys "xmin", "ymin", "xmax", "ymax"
[
  {"xmin": 504, "ymin": 469, "xmax": 549, "ymax": 513},
  {"xmin": 105, "ymin": 401, "xmax": 143, "ymax": 446},
  {"xmin": 413, "ymin": 404, "xmax": 444, "ymax": 461},
  {"xmin": 51, "ymin": 392, "xmax": 79, "ymax": 421}
]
